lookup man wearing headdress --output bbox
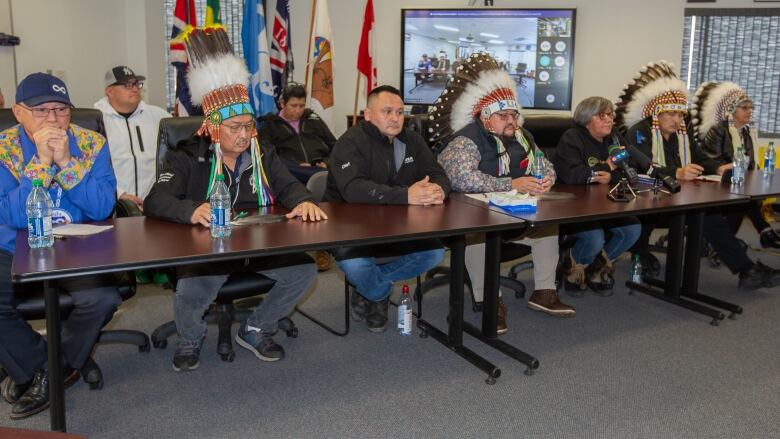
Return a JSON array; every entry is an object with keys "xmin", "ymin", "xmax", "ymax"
[
  {"xmin": 618, "ymin": 61, "xmax": 779, "ymax": 291},
  {"xmin": 145, "ymin": 27, "xmax": 327, "ymax": 372},
  {"xmin": 434, "ymin": 53, "xmax": 575, "ymax": 333},
  {"xmin": 690, "ymin": 81, "xmax": 779, "ymax": 249}
]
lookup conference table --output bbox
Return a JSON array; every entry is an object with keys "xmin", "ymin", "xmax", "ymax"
[
  {"xmin": 727, "ymin": 170, "xmax": 780, "ymax": 200},
  {"xmin": 455, "ymin": 179, "xmax": 753, "ymax": 326},
  {"xmin": 12, "ymin": 201, "xmax": 527, "ymax": 432}
]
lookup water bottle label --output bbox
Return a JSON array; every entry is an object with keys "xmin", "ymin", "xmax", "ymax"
[
  {"xmin": 27, "ymin": 217, "xmax": 51, "ymax": 237},
  {"xmin": 211, "ymin": 208, "xmax": 226, "ymax": 226},
  {"xmin": 631, "ymin": 272, "xmax": 642, "ymax": 284},
  {"xmin": 397, "ymin": 305, "xmax": 407, "ymax": 330},
  {"xmin": 403, "ymin": 309, "xmax": 412, "ymax": 334}
]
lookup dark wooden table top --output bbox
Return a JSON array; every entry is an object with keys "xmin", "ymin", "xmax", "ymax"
[
  {"xmin": 12, "ymin": 201, "xmax": 525, "ymax": 283},
  {"xmin": 453, "ymin": 180, "xmax": 750, "ymax": 227},
  {"xmin": 726, "ymin": 170, "xmax": 780, "ymax": 199}
]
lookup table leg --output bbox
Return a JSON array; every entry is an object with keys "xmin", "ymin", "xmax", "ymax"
[
  {"xmin": 481, "ymin": 232, "xmax": 501, "ymax": 338},
  {"xmin": 44, "ymin": 280, "xmax": 66, "ymax": 432}
]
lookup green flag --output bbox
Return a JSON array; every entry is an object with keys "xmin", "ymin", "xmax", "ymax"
[{"xmin": 205, "ymin": 0, "xmax": 221, "ymax": 25}]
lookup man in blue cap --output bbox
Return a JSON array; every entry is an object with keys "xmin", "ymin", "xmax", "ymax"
[{"xmin": 0, "ymin": 73, "xmax": 121, "ymax": 419}]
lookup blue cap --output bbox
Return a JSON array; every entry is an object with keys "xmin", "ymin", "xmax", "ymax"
[{"xmin": 15, "ymin": 72, "xmax": 73, "ymax": 107}]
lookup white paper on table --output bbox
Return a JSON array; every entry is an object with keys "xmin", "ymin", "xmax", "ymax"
[
  {"xmin": 52, "ymin": 224, "xmax": 114, "ymax": 237},
  {"xmin": 464, "ymin": 190, "xmax": 520, "ymax": 204},
  {"xmin": 696, "ymin": 174, "xmax": 722, "ymax": 182}
]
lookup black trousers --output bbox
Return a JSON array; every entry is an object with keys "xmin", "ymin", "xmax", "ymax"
[
  {"xmin": 631, "ymin": 211, "xmax": 753, "ymax": 275},
  {"xmin": 722, "ymin": 202, "xmax": 770, "ymax": 235},
  {"xmin": 0, "ymin": 250, "xmax": 121, "ymax": 384}
]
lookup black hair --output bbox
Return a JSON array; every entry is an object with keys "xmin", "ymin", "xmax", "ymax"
[
  {"xmin": 281, "ymin": 82, "xmax": 306, "ymax": 102},
  {"xmin": 367, "ymin": 85, "xmax": 402, "ymax": 103}
]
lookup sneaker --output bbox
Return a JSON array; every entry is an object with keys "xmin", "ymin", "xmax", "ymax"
[
  {"xmin": 172, "ymin": 339, "xmax": 202, "ymax": 372},
  {"xmin": 315, "ymin": 251, "xmax": 334, "ymax": 271},
  {"xmin": 349, "ymin": 288, "xmax": 370, "ymax": 322},
  {"xmin": 527, "ymin": 289, "xmax": 576, "ymax": 317},
  {"xmin": 365, "ymin": 298, "xmax": 389, "ymax": 333},
  {"xmin": 235, "ymin": 324, "xmax": 285, "ymax": 362},
  {"xmin": 760, "ymin": 229, "xmax": 780, "ymax": 249},
  {"xmin": 496, "ymin": 297, "xmax": 508, "ymax": 335}
]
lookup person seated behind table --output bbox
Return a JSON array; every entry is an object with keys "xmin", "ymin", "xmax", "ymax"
[
  {"xmin": 324, "ymin": 85, "xmax": 448, "ymax": 333},
  {"xmin": 618, "ymin": 61, "xmax": 780, "ymax": 291},
  {"xmin": 0, "ymin": 73, "xmax": 121, "ymax": 419},
  {"xmin": 415, "ymin": 54, "xmax": 432, "ymax": 85},
  {"xmin": 553, "ymin": 96, "xmax": 641, "ymax": 296},
  {"xmin": 434, "ymin": 54, "xmax": 575, "ymax": 334},
  {"xmin": 144, "ymin": 26, "xmax": 327, "ymax": 372},
  {"xmin": 258, "ymin": 82, "xmax": 336, "ymax": 185},
  {"xmin": 690, "ymin": 81, "xmax": 780, "ymax": 249}
]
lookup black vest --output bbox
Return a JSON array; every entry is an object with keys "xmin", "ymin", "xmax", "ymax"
[{"xmin": 453, "ymin": 121, "xmax": 535, "ymax": 179}]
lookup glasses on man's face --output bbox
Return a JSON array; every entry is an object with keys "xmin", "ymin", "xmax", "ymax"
[
  {"xmin": 597, "ymin": 111, "xmax": 615, "ymax": 120},
  {"xmin": 493, "ymin": 111, "xmax": 519, "ymax": 122},
  {"xmin": 222, "ymin": 122, "xmax": 256, "ymax": 135},
  {"xmin": 22, "ymin": 105, "xmax": 71, "ymax": 118},
  {"xmin": 119, "ymin": 81, "xmax": 144, "ymax": 90}
]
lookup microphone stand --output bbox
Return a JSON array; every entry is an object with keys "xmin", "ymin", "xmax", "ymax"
[{"xmin": 607, "ymin": 177, "xmax": 636, "ymax": 202}]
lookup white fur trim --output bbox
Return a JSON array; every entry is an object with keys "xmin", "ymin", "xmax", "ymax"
[
  {"xmin": 624, "ymin": 77, "xmax": 688, "ymax": 128},
  {"xmin": 696, "ymin": 81, "xmax": 744, "ymax": 139},
  {"xmin": 450, "ymin": 70, "xmax": 519, "ymax": 132},
  {"xmin": 187, "ymin": 54, "xmax": 250, "ymax": 105}
]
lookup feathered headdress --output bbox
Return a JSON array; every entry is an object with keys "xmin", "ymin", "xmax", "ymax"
[
  {"xmin": 690, "ymin": 81, "xmax": 755, "ymax": 155},
  {"xmin": 178, "ymin": 26, "xmax": 273, "ymax": 205},
  {"xmin": 428, "ymin": 53, "xmax": 521, "ymax": 144},
  {"xmin": 614, "ymin": 60, "xmax": 690, "ymax": 168},
  {"xmin": 429, "ymin": 53, "xmax": 539, "ymax": 177}
]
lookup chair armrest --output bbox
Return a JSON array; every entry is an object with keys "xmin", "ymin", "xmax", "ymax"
[{"xmin": 114, "ymin": 198, "xmax": 143, "ymax": 218}]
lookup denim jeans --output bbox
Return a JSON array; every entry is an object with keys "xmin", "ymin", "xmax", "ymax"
[
  {"xmin": 337, "ymin": 248, "xmax": 444, "ymax": 302},
  {"xmin": 571, "ymin": 221, "xmax": 641, "ymax": 265}
]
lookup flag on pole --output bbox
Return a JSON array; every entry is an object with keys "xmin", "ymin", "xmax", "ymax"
[
  {"xmin": 242, "ymin": 0, "xmax": 277, "ymax": 116},
  {"xmin": 169, "ymin": 0, "xmax": 199, "ymax": 116},
  {"xmin": 205, "ymin": 0, "xmax": 221, "ymax": 26},
  {"xmin": 306, "ymin": 0, "xmax": 335, "ymax": 131},
  {"xmin": 270, "ymin": 0, "xmax": 293, "ymax": 105},
  {"xmin": 357, "ymin": 0, "xmax": 377, "ymax": 100}
]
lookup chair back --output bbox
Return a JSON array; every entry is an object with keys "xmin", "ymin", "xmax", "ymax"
[
  {"xmin": 155, "ymin": 116, "xmax": 202, "ymax": 177},
  {"xmin": 0, "ymin": 108, "xmax": 106, "ymax": 136},
  {"xmin": 522, "ymin": 114, "xmax": 576, "ymax": 162},
  {"xmin": 306, "ymin": 170, "xmax": 328, "ymax": 202}
]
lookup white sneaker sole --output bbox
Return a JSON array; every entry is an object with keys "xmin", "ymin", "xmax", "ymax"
[
  {"xmin": 172, "ymin": 360, "xmax": 199, "ymax": 372},
  {"xmin": 527, "ymin": 302, "xmax": 576, "ymax": 317},
  {"xmin": 235, "ymin": 334, "xmax": 282, "ymax": 362}
]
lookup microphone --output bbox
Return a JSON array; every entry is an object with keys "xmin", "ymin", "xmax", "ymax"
[
  {"xmin": 623, "ymin": 144, "xmax": 681, "ymax": 193},
  {"xmin": 608, "ymin": 142, "xmax": 638, "ymax": 184}
]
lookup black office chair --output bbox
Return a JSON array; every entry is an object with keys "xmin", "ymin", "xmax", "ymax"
[
  {"xmin": 149, "ymin": 117, "xmax": 296, "ymax": 362},
  {"xmin": 0, "ymin": 108, "xmax": 150, "ymax": 390}
]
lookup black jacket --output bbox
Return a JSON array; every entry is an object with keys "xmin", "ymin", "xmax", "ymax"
[
  {"xmin": 626, "ymin": 118, "xmax": 719, "ymax": 176},
  {"xmin": 324, "ymin": 120, "xmax": 451, "ymax": 204},
  {"xmin": 700, "ymin": 122, "xmax": 756, "ymax": 170},
  {"xmin": 144, "ymin": 135, "xmax": 313, "ymax": 224},
  {"xmin": 258, "ymin": 109, "xmax": 336, "ymax": 165},
  {"xmin": 554, "ymin": 125, "xmax": 626, "ymax": 185}
]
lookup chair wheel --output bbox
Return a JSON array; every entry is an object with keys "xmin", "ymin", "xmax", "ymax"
[
  {"xmin": 286, "ymin": 328, "xmax": 299, "ymax": 338},
  {"xmin": 153, "ymin": 339, "xmax": 167, "ymax": 350},
  {"xmin": 221, "ymin": 352, "xmax": 235, "ymax": 362},
  {"xmin": 139, "ymin": 343, "xmax": 151, "ymax": 353}
]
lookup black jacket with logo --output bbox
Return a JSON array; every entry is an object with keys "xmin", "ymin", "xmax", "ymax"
[
  {"xmin": 554, "ymin": 125, "xmax": 626, "ymax": 185},
  {"xmin": 626, "ymin": 117, "xmax": 719, "ymax": 176},
  {"xmin": 324, "ymin": 120, "xmax": 451, "ymax": 204},
  {"xmin": 144, "ymin": 135, "xmax": 313, "ymax": 224},
  {"xmin": 258, "ymin": 109, "xmax": 337, "ymax": 165}
]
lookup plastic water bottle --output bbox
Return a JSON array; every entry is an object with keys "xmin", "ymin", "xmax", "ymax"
[
  {"xmin": 397, "ymin": 284, "xmax": 413, "ymax": 336},
  {"xmin": 209, "ymin": 174, "xmax": 232, "ymax": 238},
  {"xmin": 630, "ymin": 254, "xmax": 643, "ymax": 284},
  {"xmin": 531, "ymin": 150, "xmax": 546, "ymax": 180},
  {"xmin": 764, "ymin": 141, "xmax": 775, "ymax": 177},
  {"xmin": 731, "ymin": 147, "xmax": 746, "ymax": 185},
  {"xmin": 26, "ymin": 179, "xmax": 54, "ymax": 249}
]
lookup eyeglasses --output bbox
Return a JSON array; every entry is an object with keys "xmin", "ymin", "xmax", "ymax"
[
  {"xmin": 116, "ymin": 81, "xmax": 144, "ymax": 90},
  {"xmin": 492, "ymin": 111, "xmax": 520, "ymax": 122},
  {"xmin": 222, "ymin": 122, "xmax": 256, "ymax": 135},
  {"xmin": 597, "ymin": 111, "xmax": 615, "ymax": 120},
  {"xmin": 21, "ymin": 105, "xmax": 71, "ymax": 118}
]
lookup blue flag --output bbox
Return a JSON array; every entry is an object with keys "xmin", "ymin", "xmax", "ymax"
[{"xmin": 242, "ymin": 0, "xmax": 276, "ymax": 116}]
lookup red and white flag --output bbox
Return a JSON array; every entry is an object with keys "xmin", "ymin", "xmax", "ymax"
[{"xmin": 356, "ymin": 0, "xmax": 377, "ymax": 100}]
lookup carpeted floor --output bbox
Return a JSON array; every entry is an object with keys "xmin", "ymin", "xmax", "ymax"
[{"xmin": 1, "ymin": 224, "xmax": 778, "ymax": 439}]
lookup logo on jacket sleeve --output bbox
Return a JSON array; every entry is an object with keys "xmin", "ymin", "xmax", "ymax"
[
  {"xmin": 341, "ymin": 161, "xmax": 350, "ymax": 170},
  {"xmin": 403, "ymin": 156, "xmax": 414, "ymax": 165}
]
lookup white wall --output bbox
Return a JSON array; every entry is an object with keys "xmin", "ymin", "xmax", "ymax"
[{"xmin": 0, "ymin": 0, "xmax": 766, "ymax": 135}]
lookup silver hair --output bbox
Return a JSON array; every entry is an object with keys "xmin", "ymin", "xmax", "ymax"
[{"xmin": 573, "ymin": 96, "xmax": 614, "ymax": 126}]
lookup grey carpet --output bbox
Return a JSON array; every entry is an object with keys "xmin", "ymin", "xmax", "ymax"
[{"xmin": 1, "ymin": 223, "xmax": 778, "ymax": 439}]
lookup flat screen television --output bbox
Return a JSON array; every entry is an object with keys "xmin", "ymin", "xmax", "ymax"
[{"xmin": 401, "ymin": 8, "xmax": 576, "ymax": 111}]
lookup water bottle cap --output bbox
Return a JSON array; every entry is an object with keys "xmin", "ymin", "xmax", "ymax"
[
  {"xmin": 215, "ymin": 174, "xmax": 225, "ymax": 181},
  {"xmin": 32, "ymin": 178, "xmax": 43, "ymax": 187},
  {"xmin": 402, "ymin": 284, "xmax": 410, "ymax": 294}
]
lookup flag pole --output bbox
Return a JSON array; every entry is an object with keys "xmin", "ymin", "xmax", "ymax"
[
  {"xmin": 303, "ymin": 0, "xmax": 318, "ymax": 92},
  {"xmin": 352, "ymin": 73, "xmax": 361, "ymax": 127}
]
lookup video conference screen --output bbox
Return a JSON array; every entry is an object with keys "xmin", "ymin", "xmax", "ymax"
[{"xmin": 401, "ymin": 9, "xmax": 576, "ymax": 110}]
